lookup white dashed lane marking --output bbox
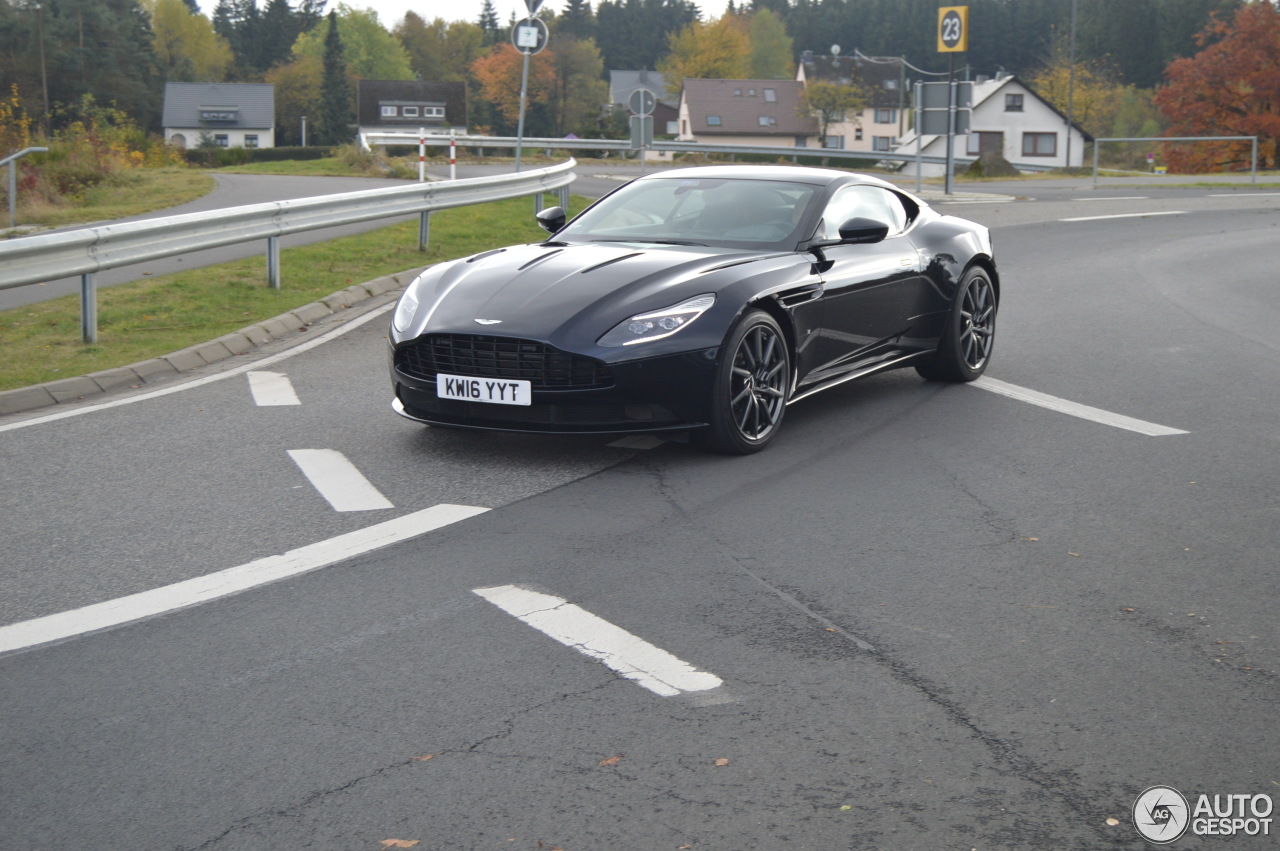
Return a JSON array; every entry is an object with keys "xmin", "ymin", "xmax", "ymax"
[
  {"xmin": 288, "ymin": 449, "xmax": 395, "ymax": 512},
  {"xmin": 0, "ymin": 504, "xmax": 491, "ymax": 655},
  {"xmin": 1060, "ymin": 211, "xmax": 1186, "ymax": 222},
  {"xmin": 473, "ymin": 584, "xmax": 723, "ymax": 697},
  {"xmin": 247, "ymin": 371, "xmax": 301, "ymax": 406},
  {"xmin": 972, "ymin": 377, "xmax": 1189, "ymax": 436}
]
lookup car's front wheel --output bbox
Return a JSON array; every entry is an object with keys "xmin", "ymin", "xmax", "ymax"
[
  {"xmin": 695, "ymin": 310, "xmax": 790, "ymax": 455},
  {"xmin": 916, "ymin": 266, "xmax": 997, "ymax": 382}
]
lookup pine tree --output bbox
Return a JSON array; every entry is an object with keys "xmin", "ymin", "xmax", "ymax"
[
  {"xmin": 479, "ymin": 0, "xmax": 501, "ymax": 46},
  {"xmin": 318, "ymin": 10, "xmax": 352, "ymax": 145}
]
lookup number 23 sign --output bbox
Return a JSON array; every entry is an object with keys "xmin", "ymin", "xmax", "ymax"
[{"xmin": 938, "ymin": 6, "xmax": 968, "ymax": 53}]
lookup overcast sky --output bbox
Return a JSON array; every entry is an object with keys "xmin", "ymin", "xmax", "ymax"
[{"xmin": 345, "ymin": 0, "xmax": 730, "ymax": 29}]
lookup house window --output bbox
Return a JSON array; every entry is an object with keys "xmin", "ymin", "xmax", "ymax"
[
  {"xmin": 706, "ymin": 115, "xmax": 721, "ymax": 126},
  {"xmin": 875, "ymin": 108, "xmax": 896, "ymax": 124},
  {"xmin": 1023, "ymin": 132, "xmax": 1057, "ymax": 156},
  {"xmin": 199, "ymin": 109, "xmax": 238, "ymax": 124},
  {"xmin": 213, "ymin": 134, "xmax": 229, "ymax": 147},
  {"xmin": 666, "ymin": 120, "xmax": 679, "ymax": 134},
  {"xmin": 795, "ymin": 136, "xmax": 807, "ymax": 148},
  {"xmin": 734, "ymin": 88, "xmax": 742, "ymax": 96},
  {"xmin": 824, "ymin": 135, "xmax": 844, "ymax": 149},
  {"xmin": 381, "ymin": 106, "xmax": 398, "ymax": 117},
  {"xmin": 747, "ymin": 88, "xmax": 756, "ymax": 96},
  {"xmin": 1005, "ymin": 94, "xmax": 1024, "ymax": 112},
  {"xmin": 244, "ymin": 135, "xmax": 259, "ymax": 148},
  {"xmin": 758, "ymin": 116, "xmax": 777, "ymax": 126},
  {"xmin": 764, "ymin": 88, "xmax": 776, "ymax": 102},
  {"xmin": 883, "ymin": 79, "xmax": 898, "ymax": 90},
  {"xmin": 855, "ymin": 127, "xmax": 863, "ymax": 141},
  {"xmin": 425, "ymin": 106, "xmax": 445, "ymax": 118}
]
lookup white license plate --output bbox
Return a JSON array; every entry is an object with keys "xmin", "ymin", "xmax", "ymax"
[{"xmin": 436, "ymin": 373, "xmax": 532, "ymax": 406}]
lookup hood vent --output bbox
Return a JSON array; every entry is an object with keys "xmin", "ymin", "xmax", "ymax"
[
  {"xmin": 517, "ymin": 249, "xmax": 564, "ymax": 271},
  {"xmin": 467, "ymin": 248, "xmax": 507, "ymax": 264},
  {"xmin": 580, "ymin": 252, "xmax": 643, "ymax": 275}
]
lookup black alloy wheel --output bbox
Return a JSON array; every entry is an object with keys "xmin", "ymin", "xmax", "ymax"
[
  {"xmin": 916, "ymin": 266, "xmax": 997, "ymax": 382},
  {"xmin": 697, "ymin": 310, "xmax": 790, "ymax": 454}
]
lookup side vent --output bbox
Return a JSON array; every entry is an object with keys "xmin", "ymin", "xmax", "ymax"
[{"xmin": 777, "ymin": 284, "xmax": 824, "ymax": 307}]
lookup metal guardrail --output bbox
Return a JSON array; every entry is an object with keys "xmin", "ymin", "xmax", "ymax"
[
  {"xmin": 361, "ymin": 132, "xmax": 1058, "ymax": 175},
  {"xmin": 0, "ymin": 159, "xmax": 575, "ymax": 343}
]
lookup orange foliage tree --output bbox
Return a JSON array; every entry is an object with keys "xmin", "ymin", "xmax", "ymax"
[
  {"xmin": 471, "ymin": 44, "xmax": 557, "ymax": 132},
  {"xmin": 1153, "ymin": 2, "xmax": 1280, "ymax": 172}
]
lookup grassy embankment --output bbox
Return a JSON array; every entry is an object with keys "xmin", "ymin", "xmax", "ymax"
[{"xmin": 0, "ymin": 163, "xmax": 582, "ymax": 392}]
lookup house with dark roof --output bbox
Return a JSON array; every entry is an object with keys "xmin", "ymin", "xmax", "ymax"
[
  {"xmin": 895, "ymin": 72, "xmax": 1093, "ymax": 176},
  {"xmin": 162, "ymin": 82, "xmax": 275, "ymax": 149},
  {"xmin": 609, "ymin": 70, "xmax": 679, "ymax": 136},
  {"xmin": 795, "ymin": 52, "xmax": 910, "ymax": 153},
  {"xmin": 676, "ymin": 79, "xmax": 818, "ymax": 148},
  {"xmin": 357, "ymin": 80, "xmax": 467, "ymax": 139}
]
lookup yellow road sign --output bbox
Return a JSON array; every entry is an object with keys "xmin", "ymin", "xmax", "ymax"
[{"xmin": 938, "ymin": 6, "xmax": 969, "ymax": 53}]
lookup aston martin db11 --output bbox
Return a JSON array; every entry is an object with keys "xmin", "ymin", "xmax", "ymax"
[{"xmin": 389, "ymin": 165, "xmax": 998, "ymax": 453}]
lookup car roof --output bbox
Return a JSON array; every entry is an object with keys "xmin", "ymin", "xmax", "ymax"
[{"xmin": 635, "ymin": 164, "xmax": 893, "ymax": 189}]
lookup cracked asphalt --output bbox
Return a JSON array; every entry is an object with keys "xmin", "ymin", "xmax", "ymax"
[{"xmin": 1, "ymin": 181, "xmax": 1278, "ymax": 849}]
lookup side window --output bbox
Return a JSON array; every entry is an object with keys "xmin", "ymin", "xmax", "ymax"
[{"xmin": 818, "ymin": 186, "xmax": 908, "ymax": 240}]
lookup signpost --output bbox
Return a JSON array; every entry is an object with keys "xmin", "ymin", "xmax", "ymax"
[
  {"xmin": 627, "ymin": 88, "xmax": 655, "ymax": 171},
  {"xmin": 936, "ymin": 6, "xmax": 969, "ymax": 194},
  {"xmin": 512, "ymin": 3, "xmax": 549, "ymax": 173}
]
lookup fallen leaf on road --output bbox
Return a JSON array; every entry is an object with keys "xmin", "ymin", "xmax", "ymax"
[
  {"xmin": 599, "ymin": 755, "xmax": 623, "ymax": 766},
  {"xmin": 1106, "ymin": 818, "xmax": 1121, "ymax": 827},
  {"xmin": 413, "ymin": 754, "xmax": 435, "ymax": 762},
  {"xmin": 1068, "ymin": 552, "xmax": 1081, "ymax": 557},
  {"xmin": 381, "ymin": 841, "xmax": 419, "ymax": 848},
  {"xmin": 714, "ymin": 758, "xmax": 730, "ymax": 767}
]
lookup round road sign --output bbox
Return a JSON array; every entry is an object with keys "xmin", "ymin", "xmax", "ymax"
[
  {"xmin": 628, "ymin": 88, "xmax": 656, "ymax": 117},
  {"xmin": 512, "ymin": 17, "xmax": 548, "ymax": 54},
  {"xmin": 938, "ymin": 6, "xmax": 968, "ymax": 53}
]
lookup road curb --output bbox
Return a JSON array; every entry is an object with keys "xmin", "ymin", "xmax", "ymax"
[{"xmin": 0, "ymin": 268, "xmax": 421, "ymax": 418}]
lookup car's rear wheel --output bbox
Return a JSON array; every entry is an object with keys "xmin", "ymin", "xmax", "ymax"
[
  {"xmin": 916, "ymin": 266, "xmax": 997, "ymax": 382},
  {"xmin": 696, "ymin": 310, "xmax": 790, "ymax": 455}
]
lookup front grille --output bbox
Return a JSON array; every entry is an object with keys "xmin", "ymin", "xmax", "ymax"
[{"xmin": 395, "ymin": 334, "xmax": 612, "ymax": 390}]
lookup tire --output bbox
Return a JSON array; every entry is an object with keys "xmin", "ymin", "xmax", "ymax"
[
  {"xmin": 695, "ymin": 310, "xmax": 790, "ymax": 455},
  {"xmin": 916, "ymin": 266, "xmax": 997, "ymax": 382}
]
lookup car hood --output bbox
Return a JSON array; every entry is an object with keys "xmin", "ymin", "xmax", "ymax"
[{"xmin": 396, "ymin": 240, "xmax": 783, "ymax": 348}]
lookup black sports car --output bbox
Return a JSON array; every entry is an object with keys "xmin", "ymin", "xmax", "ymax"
[{"xmin": 389, "ymin": 165, "xmax": 998, "ymax": 453}]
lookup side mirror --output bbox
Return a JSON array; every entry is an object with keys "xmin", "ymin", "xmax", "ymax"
[
  {"xmin": 836, "ymin": 217, "xmax": 890, "ymax": 244},
  {"xmin": 536, "ymin": 205, "xmax": 566, "ymax": 234}
]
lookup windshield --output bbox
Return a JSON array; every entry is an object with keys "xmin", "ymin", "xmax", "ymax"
[{"xmin": 557, "ymin": 177, "xmax": 819, "ymax": 250}]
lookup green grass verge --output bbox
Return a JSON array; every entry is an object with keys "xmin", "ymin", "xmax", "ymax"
[
  {"xmin": 12, "ymin": 169, "xmax": 216, "ymax": 229},
  {"xmin": 0, "ymin": 195, "xmax": 583, "ymax": 392}
]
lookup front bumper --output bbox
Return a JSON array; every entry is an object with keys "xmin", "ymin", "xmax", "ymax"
[{"xmin": 391, "ymin": 345, "xmax": 720, "ymax": 435}]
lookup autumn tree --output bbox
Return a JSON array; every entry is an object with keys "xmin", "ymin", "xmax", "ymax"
[
  {"xmin": 801, "ymin": 80, "xmax": 866, "ymax": 144},
  {"xmin": 657, "ymin": 14, "xmax": 750, "ymax": 99},
  {"xmin": 471, "ymin": 44, "xmax": 557, "ymax": 135},
  {"xmin": 1028, "ymin": 31, "xmax": 1127, "ymax": 140},
  {"xmin": 265, "ymin": 54, "xmax": 320, "ymax": 144},
  {"xmin": 1154, "ymin": 2, "xmax": 1280, "ymax": 171},
  {"xmin": 146, "ymin": 0, "xmax": 234, "ymax": 82}
]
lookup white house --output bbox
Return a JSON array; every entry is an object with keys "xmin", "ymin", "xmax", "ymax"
[
  {"xmin": 162, "ymin": 83, "xmax": 275, "ymax": 149},
  {"xmin": 896, "ymin": 73, "xmax": 1092, "ymax": 176}
]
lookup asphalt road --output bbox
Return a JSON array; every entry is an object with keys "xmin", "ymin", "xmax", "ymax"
[{"xmin": 1, "ymin": 181, "xmax": 1278, "ymax": 850}]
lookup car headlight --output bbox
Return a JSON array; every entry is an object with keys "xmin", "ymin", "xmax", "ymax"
[
  {"xmin": 598, "ymin": 294, "xmax": 716, "ymax": 347},
  {"xmin": 392, "ymin": 284, "xmax": 420, "ymax": 335}
]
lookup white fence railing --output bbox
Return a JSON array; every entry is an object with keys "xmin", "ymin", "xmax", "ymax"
[{"xmin": 0, "ymin": 159, "xmax": 575, "ymax": 343}]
